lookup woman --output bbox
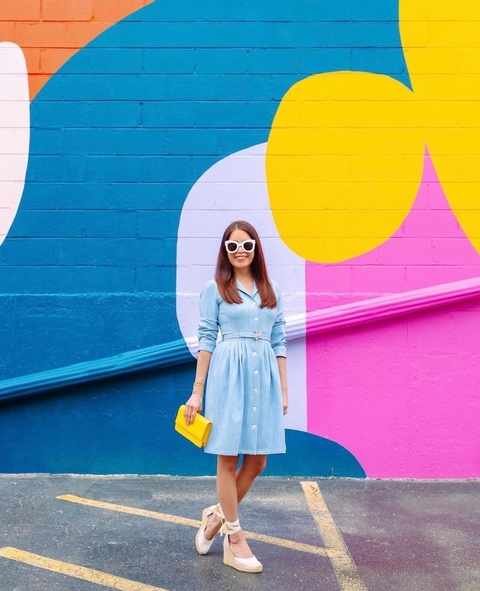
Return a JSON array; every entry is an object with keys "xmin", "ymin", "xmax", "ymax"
[{"xmin": 184, "ymin": 220, "xmax": 288, "ymax": 574}]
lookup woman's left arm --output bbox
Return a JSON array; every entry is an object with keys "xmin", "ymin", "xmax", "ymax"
[
  {"xmin": 270, "ymin": 281, "xmax": 288, "ymax": 414},
  {"xmin": 277, "ymin": 355, "xmax": 288, "ymax": 415}
]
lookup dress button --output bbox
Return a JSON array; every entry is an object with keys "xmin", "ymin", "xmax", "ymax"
[
  {"xmin": 254, "ymin": 370, "xmax": 258, "ymax": 375},
  {"xmin": 254, "ymin": 388, "xmax": 258, "ymax": 393},
  {"xmin": 252, "ymin": 425, "xmax": 257, "ymax": 430},
  {"xmin": 253, "ymin": 352, "xmax": 257, "ymax": 356},
  {"xmin": 253, "ymin": 406, "xmax": 257, "ymax": 411},
  {"xmin": 254, "ymin": 317, "xmax": 258, "ymax": 322},
  {"xmin": 252, "ymin": 302, "xmax": 256, "ymax": 306}
]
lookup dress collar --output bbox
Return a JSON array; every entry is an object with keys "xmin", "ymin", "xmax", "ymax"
[{"xmin": 236, "ymin": 278, "xmax": 258, "ymax": 297}]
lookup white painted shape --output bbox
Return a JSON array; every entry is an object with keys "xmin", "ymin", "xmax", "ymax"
[
  {"xmin": 0, "ymin": 42, "xmax": 29, "ymax": 248},
  {"xmin": 177, "ymin": 143, "xmax": 307, "ymax": 431}
]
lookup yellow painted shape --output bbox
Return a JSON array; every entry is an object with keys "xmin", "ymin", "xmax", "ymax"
[
  {"xmin": 267, "ymin": 0, "xmax": 480, "ymax": 261},
  {"xmin": 0, "ymin": 547, "xmax": 168, "ymax": 591},
  {"xmin": 58, "ymin": 494, "xmax": 335, "ymax": 557},
  {"xmin": 301, "ymin": 481, "xmax": 368, "ymax": 591},
  {"xmin": 401, "ymin": 0, "xmax": 480, "ymax": 250},
  {"xmin": 266, "ymin": 72, "xmax": 424, "ymax": 262}
]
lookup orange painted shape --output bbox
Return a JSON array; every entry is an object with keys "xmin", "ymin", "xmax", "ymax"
[
  {"xmin": 93, "ymin": 0, "xmax": 152, "ymax": 21},
  {"xmin": 0, "ymin": 0, "xmax": 41, "ymax": 21},
  {"xmin": 42, "ymin": 0, "xmax": 94, "ymax": 22},
  {"xmin": 0, "ymin": 0, "xmax": 154, "ymax": 100}
]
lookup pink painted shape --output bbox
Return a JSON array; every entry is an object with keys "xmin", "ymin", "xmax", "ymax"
[{"xmin": 306, "ymin": 151, "xmax": 480, "ymax": 478}]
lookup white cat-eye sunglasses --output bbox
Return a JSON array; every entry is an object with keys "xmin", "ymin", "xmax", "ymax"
[{"xmin": 224, "ymin": 239, "xmax": 256, "ymax": 254}]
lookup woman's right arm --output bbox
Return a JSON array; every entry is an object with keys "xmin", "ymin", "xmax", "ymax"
[
  {"xmin": 184, "ymin": 350, "xmax": 212, "ymax": 425},
  {"xmin": 184, "ymin": 281, "xmax": 219, "ymax": 426}
]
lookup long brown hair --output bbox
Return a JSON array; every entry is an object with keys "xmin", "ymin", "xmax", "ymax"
[{"xmin": 215, "ymin": 221, "xmax": 277, "ymax": 309}]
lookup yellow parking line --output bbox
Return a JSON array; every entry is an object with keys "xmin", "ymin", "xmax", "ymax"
[
  {"xmin": 301, "ymin": 482, "xmax": 368, "ymax": 591},
  {"xmin": 57, "ymin": 494, "xmax": 336, "ymax": 558},
  {"xmin": 0, "ymin": 547, "xmax": 169, "ymax": 591}
]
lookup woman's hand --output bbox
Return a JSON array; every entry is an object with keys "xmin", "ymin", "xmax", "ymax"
[
  {"xmin": 276, "ymin": 356, "xmax": 288, "ymax": 415},
  {"xmin": 184, "ymin": 390, "xmax": 203, "ymax": 426},
  {"xmin": 282, "ymin": 389, "xmax": 289, "ymax": 415}
]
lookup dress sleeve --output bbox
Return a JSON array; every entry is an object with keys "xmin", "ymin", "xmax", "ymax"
[
  {"xmin": 270, "ymin": 281, "xmax": 287, "ymax": 358},
  {"xmin": 198, "ymin": 280, "xmax": 220, "ymax": 353}
]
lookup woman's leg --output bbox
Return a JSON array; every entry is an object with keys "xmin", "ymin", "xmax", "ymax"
[
  {"xmin": 236, "ymin": 454, "xmax": 267, "ymax": 503},
  {"xmin": 203, "ymin": 455, "xmax": 238, "ymax": 540},
  {"xmin": 217, "ymin": 454, "xmax": 268, "ymax": 559},
  {"xmin": 203, "ymin": 454, "xmax": 267, "ymax": 547}
]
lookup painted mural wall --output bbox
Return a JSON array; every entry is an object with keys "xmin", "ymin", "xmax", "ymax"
[{"xmin": 0, "ymin": 0, "xmax": 479, "ymax": 478}]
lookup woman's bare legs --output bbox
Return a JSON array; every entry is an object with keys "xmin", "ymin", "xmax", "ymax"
[
  {"xmin": 235, "ymin": 454, "xmax": 267, "ymax": 502},
  {"xmin": 203, "ymin": 454, "xmax": 267, "ymax": 558}
]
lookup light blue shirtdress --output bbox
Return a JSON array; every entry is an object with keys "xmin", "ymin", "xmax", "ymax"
[{"xmin": 198, "ymin": 279, "xmax": 287, "ymax": 456}]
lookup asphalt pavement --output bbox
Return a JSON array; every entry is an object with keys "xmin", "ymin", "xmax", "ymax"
[{"xmin": 0, "ymin": 475, "xmax": 479, "ymax": 591}]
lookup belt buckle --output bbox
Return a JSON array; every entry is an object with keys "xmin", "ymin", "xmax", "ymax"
[{"xmin": 253, "ymin": 331, "xmax": 259, "ymax": 341}]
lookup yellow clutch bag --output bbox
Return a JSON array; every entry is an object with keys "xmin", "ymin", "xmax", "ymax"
[{"xmin": 174, "ymin": 405, "xmax": 212, "ymax": 448}]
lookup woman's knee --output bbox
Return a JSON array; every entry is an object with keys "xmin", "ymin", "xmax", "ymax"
[
  {"xmin": 217, "ymin": 455, "xmax": 239, "ymax": 476},
  {"xmin": 244, "ymin": 455, "xmax": 267, "ymax": 476}
]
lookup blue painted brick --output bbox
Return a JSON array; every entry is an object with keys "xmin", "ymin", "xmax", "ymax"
[
  {"xmin": 114, "ymin": 75, "xmax": 170, "ymax": 100},
  {"xmin": 63, "ymin": 129, "xmax": 115, "ymax": 155},
  {"xmin": 58, "ymin": 48, "xmax": 115, "ymax": 75},
  {"xmin": 53, "ymin": 237, "xmax": 173, "ymax": 268},
  {"xmin": 191, "ymin": 156, "xmax": 220, "ymax": 182},
  {"xmin": 8, "ymin": 211, "xmax": 84, "ymax": 239},
  {"xmin": 82, "ymin": 211, "xmax": 138, "ymax": 238},
  {"xmin": 247, "ymin": 49, "xmax": 299, "ymax": 74},
  {"xmin": 87, "ymin": 156, "xmax": 140, "ymax": 182},
  {"xmin": 138, "ymin": 212, "xmax": 182, "ymax": 238},
  {"xmin": 307, "ymin": 1, "xmax": 351, "ymax": 21},
  {"xmin": 89, "ymin": 101, "xmax": 142, "ymax": 128},
  {"xmin": 28, "ymin": 156, "xmax": 88, "ymax": 182},
  {"xmin": 244, "ymin": 101, "xmax": 279, "ymax": 128},
  {"xmin": 136, "ymin": 0, "xmax": 195, "ymax": 22},
  {"xmin": 80, "ymin": 266, "xmax": 137, "ymax": 292},
  {"xmin": 137, "ymin": 155, "xmax": 192, "ymax": 182},
  {"xmin": 212, "ymin": 75, "xmax": 283, "ymax": 101},
  {"xmin": 29, "ymin": 129, "xmax": 63, "ymax": 155},
  {"xmin": 0, "ymin": 266, "xmax": 136, "ymax": 294},
  {"xmin": 31, "ymin": 101, "xmax": 89, "ymax": 129},
  {"xmin": 135, "ymin": 265, "xmax": 176, "ymax": 292},
  {"xmin": 351, "ymin": 48, "xmax": 408, "ymax": 78},
  {"xmin": 166, "ymin": 74, "xmax": 222, "ymax": 101},
  {"xmin": 297, "ymin": 48, "xmax": 353, "ymax": 75},
  {"xmin": 98, "ymin": 22, "xmax": 224, "ymax": 49},
  {"xmin": 101, "ymin": 238, "xmax": 171, "ymax": 266},
  {"xmin": 55, "ymin": 183, "xmax": 112, "ymax": 209},
  {"xmin": 56, "ymin": 239, "xmax": 110, "ymax": 266},
  {"xmin": 206, "ymin": 74, "xmax": 274, "ymax": 101},
  {"xmin": 114, "ymin": 129, "xmax": 168, "ymax": 155},
  {"xmin": 195, "ymin": 49, "xmax": 247, "ymax": 74},
  {"xmin": 218, "ymin": 129, "xmax": 268, "ymax": 155},
  {"xmin": 350, "ymin": 0, "xmax": 399, "ymax": 21},
  {"xmin": 167, "ymin": 129, "xmax": 219, "ymax": 155},
  {"xmin": 143, "ymin": 49, "xmax": 195, "ymax": 74},
  {"xmin": 325, "ymin": 22, "xmax": 401, "ymax": 48},
  {"xmin": 87, "ymin": 48, "xmax": 143, "ymax": 74},
  {"xmin": 157, "ymin": 0, "xmax": 346, "ymax": 24},
  {"xmin": 193, "ymin": 101, "xmax": 248, "ymax": 128},
  {"xmin": 59, "ymin": 74, "xmax": 118, "ymax": 100},
  {"xmin": 142, "ymin": 101, "xmax": 195, "ymax": 128},
  {"xmin": 20, "ymin": 184, "xmax": 59, "ymax": 209},
  {"xmin": 0, "ymin": 239, "xmax": 58, "ymax": 266},
  {"xmin": 56, "ymin": 182, "xmax": 185, "ymax": 211},
  {"xmin": 106, "ymin": 183, "xmax": 191, "ymax": 210},
  {"xmin": 93, "ymin": 294, "xmax": 174, "ymax": 349}
]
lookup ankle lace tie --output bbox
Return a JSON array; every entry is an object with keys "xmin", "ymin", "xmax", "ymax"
[{"xmin": 221, "ymin": 518, "xmax": 241, "ymax": 537}]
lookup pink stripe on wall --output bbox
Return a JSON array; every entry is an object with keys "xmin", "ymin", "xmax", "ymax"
[{"xmin": 306, "ymin": 151, "xmax": 480, "ymax": 478}]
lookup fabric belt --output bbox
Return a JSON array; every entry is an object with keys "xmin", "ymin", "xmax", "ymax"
[{"xmin": 222, "ymin": 331, "xmax": 270, "ymax": 342}]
